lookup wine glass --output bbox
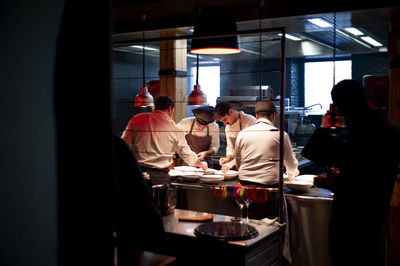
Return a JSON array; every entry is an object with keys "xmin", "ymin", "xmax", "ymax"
[{"xmin": 233, "ymin": 196, "xmax": 246, "ymax": 223}]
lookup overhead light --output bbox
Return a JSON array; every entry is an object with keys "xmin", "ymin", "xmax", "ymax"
[
  {"xmin": 361, "ymin": 36, "xmax": 383, "ymax": 47},
  {"xmin": 130, "ymin": 45, "xmax": 159, "ymax": 52},
  {"xmin": 135, "ymin": 16, "xmax": 154, "ymax": 107},
  {"xmin": 188, "ymin": 54, "xmax": 207, "ymax": 105},
  {"xmin": 344, "ymin": 27, "xmax": 364, "ymax": 36},
  {"xmin": 190, "ymin": 7, "xmax": 241, "ymax": 55},
  {"xmin": 278, "ymin": 33, "xmax": 302, "ymax": 41},
  {"xmin": 307, "ymin": 18, "xmax": 332, "ymax": 28}
]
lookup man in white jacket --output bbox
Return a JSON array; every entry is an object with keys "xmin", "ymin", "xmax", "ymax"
[
  {"xmin": 122, "ymin": 96, "xmax": 207, "ymax": 185},
  {"xmin": 235, "ymin": 100, "xmax": 299, "ymax": 186}
]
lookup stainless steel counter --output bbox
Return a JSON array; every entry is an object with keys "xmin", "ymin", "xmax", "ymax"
[{"xmin": 285, "ymin": 190, "xmax": 333, "ymax": 266}]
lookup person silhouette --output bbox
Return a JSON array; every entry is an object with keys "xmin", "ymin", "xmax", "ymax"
[{"xmin": 327, "ymin": 80, "xmax": 400, "ymax": 265}]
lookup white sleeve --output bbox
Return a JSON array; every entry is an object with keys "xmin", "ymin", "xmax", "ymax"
[
  {"xmin": 209, "ymin": 123, "xmax": 220, "ymax": 154},
  {"xmin": 283, "ymin": 132, "xmax": 299, "ymax": 181},
  {"xmin": 173, "ymin": 125, "xmax": 198, "ymax": 166}
]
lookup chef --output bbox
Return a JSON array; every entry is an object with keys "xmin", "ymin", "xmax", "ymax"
[
  {"xmin": 235, "ymin": 100, "xmax": 299, "ymax": 186},
  {"xmin": 214, "ymin": 102, "xmax": 256, "ymax": 172},
  {"xmin": 121, "ymin": 96, "xmax": 207, "ymax": 185},
  {"xmin": 177, "ymin": 106, "xmax": 220, "ymax": 168}
]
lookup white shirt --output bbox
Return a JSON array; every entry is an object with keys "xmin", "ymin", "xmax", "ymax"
[
  {"xmin": 121, "ymin": 110, "xmax": 198, "ymax": 169},
  {"xmin": 225, "ymin": 111, "xmax": 256, "ymax": 157},
  {"xmin": 177, "ymin": 117, "xmax": 220, "ymax": 154},
  {"xmin": 235, "ymin": 118, "xmax": 299, "ymax": 185}
]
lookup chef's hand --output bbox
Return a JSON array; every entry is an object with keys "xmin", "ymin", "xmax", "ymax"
[
  {"xmin": 200, "ymin": 161, "xmax": 208, "ymax": 170},
  {"xmin": 221, "ymin": 164, "xmax": 230, "ymax": 174},
  {"xmin": 197, "ymin": 151, "xmax": 207, "ymax": 161},
  {"xmin": 219, "ymin": 155, "xmax": 234, "ymax": 166}
]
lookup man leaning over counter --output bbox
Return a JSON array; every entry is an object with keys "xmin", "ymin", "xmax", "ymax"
[
  {"xmin": 235, "ymin": 100, "xmax": 299, "ymax": 187},
  {"xmin": 214, "ymin": 102, "xmax": 256, "ymax": 172},
  {"xmin": 177, "ymin": 106, "xmax": 219, "ymax": 168},
  {"xmin": 121, "ymin": 96, "xmax": 207, "ymax": 185}
]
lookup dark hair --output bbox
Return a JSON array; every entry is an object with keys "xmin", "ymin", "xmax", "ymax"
[
  {"xmin": 331, "ymin": 79, "xmax": 371, "ymax": 117},
  {"xmin": 214, "ymin": 102, "xmax": 232, "ymax": 118},
  {"xmin": 154, "ymin": 96, "xmax": 175, "ymax": 110}
]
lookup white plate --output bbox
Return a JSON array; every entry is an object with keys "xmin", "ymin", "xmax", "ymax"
[
  {"xmin": 295, "ymin": 174, "xmax": 316, "ymax": 184},
  {"xmin": 179, "ymin": 171, "xmax": 203, "ymax": 179},
  {"xmin": 174, "ymin": 166, "xmax": 203, "ymax": 172},
  {"xmin": 199, "ymin": 174, "xmax": 224, "ymax": 184},
  {"xmin": 285, "ymin": 180, "xmax": 313, "ymax": 191},
  {"xmin": 168, "ymin": 169, "xmax": 182, "ymax": 177},
  {"xmin": 203, "ymin": 168, "xmax": 217, "ymax": 175},
  {"xmin": 215, "ymin": 170, "xmax": 238, "ymax": 179}
]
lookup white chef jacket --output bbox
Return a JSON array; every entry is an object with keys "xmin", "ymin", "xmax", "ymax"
[
  {"xmin": 177, "ymin": 117, "xmax": 220, "ymax": 154},
  {"xmin": 121, "ymin": 110, "xmax": 198, "ymax": 169},
  {"xmin": 235, "ymin": 118, "xmax": 299, "ymax": 185},
  {"xmin": 225, "ymin": 111, "xmax": 256, "ymax": 157}
]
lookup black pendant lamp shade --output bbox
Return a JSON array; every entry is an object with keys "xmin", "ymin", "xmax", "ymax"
[{"xmin": 190, "ymin": 7, "xmax": 241, "ymax": 55}]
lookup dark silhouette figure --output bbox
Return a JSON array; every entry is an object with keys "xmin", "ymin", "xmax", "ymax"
[
  {"xmin": 112, "ymin": 135, "xmax": 167, "ymax": 265},
  {"xmin": 328, "ymin": 80, "xmax": 400, "ymax": 265}
]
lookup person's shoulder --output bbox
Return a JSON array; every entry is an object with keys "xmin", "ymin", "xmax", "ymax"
[
  {"xmin": 178, "ymin": 117, "xmax": 194, "ymax": 124},
  {"xmin": 209, "ymin": 121, "xmax": 219, "ymax": 129},
  {"xmin": 241, "ymin": 111, "xmax": 256, "ymax": 121}
]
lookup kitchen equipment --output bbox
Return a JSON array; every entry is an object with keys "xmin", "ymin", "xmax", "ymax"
[
  {"xmin": 194, "ymin": 221, "xmax": 258, "ymax": 241},
  {"xmin": 152, "ymin": 184, "xmax": 177, "ymax": 216}
]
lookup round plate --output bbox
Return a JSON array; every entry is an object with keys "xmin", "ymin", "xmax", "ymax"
[
  {"xmin": 215, "ymin": 170, "xmax": 238, "ymax": 179},
  {"xmin": 203, "ymin": 168, "xmax": 217, "ymax": 175},
  {"xmin": 285, "ymin": 180, "xmax": 313, "ymax": 191},
  {"xmin": 194, "ymin": 221, "xmax": 258, "ymax": 241},
  {"xmin": 199, "ymin": 174, "xmax": 224, "ymax": 184},
  {"xmin": 174, "ymin": 166, "xmax": 203, "ymax": 172},
  {"xmin": 168, "ymin": 169, "xmax": 182, "ymax": 177}
]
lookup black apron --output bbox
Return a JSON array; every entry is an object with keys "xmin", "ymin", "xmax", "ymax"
[
  {"xmin": 185, "ymin": 120, "xmax": 213, "ymax": 168},
  {"xmin": 141, "ymin": 166, "xmax": 170, "ymax": 186}
]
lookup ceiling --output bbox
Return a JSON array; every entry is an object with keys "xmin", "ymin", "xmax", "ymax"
[{"xmin": 112, "ymin": 8, "xmax": 392, "ymax": 60}]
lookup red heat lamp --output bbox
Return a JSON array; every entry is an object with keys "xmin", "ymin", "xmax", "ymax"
[
  {"xmin": 135, "ymin": 86, "xmax": 154, "ymax": 107},
  {"xmin": 135, "ymin": 18, "xmax": 154, "ymax": 108},
  {"xmin": 190, "ymin": 7, "xmax": 241, "ymax": 55},
  {"xmin": 188, "ymin": 85, "xmax": 207, "ymax": 106},
  {"xmin": 188, "ymin": 54, "xmax": 208, "ymax": 106}
]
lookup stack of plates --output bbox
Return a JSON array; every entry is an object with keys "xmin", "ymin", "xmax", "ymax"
[
  {"xmin": 174, "ymin": 166, "xmax": 203, "ymax": 172},
  {"xmin": 285, "ymin": 180, "xmax": 313, "ymax": 191},
  {"xmin": 199, "ymin": 174, "xmax": 224, "ymax": 184},
  {"xmin": 215, "ymin": 170, "xmax": 238, "ymax": 180}
]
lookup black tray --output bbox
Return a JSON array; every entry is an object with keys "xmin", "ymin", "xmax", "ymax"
[{"xmin": 194, "ymin": 221, "xmax": 258, "ymax": 241}]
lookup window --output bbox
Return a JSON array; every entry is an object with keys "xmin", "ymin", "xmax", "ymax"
[
  {"xmin": 304, "ymin": 60, "xmax": 352, "ymax": 113},
  {"xmin": 189, "ymin": 65, "xmax": 220, "ymax": 107}
]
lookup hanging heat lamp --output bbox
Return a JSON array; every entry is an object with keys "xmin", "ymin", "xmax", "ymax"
[
  {"xmin": 188, "ymin": 54, "xmax": 207, "ymax": 105},
  {"xmin": 135, "ymin": 15, "xmax": 154, "ymax": 107},
  {"xmin": 190, "ymin": 6, "xmax": 241, "ymax": 55}
]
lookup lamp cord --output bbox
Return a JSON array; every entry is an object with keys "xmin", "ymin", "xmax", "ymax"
[
  {"xmin": 142, "ymin": 14, "xmax": 146, "ymax": 88},
  {"xmin": 333, "ymin": 12, "xmax": 336, "ymax": 87},
  {"xmin": 196, "ymin": 54, "xmax": 199, "ymax": 86},
  {"xmin": 258, "ymin": 0, "xmax": 263, "ymax": 100}
]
